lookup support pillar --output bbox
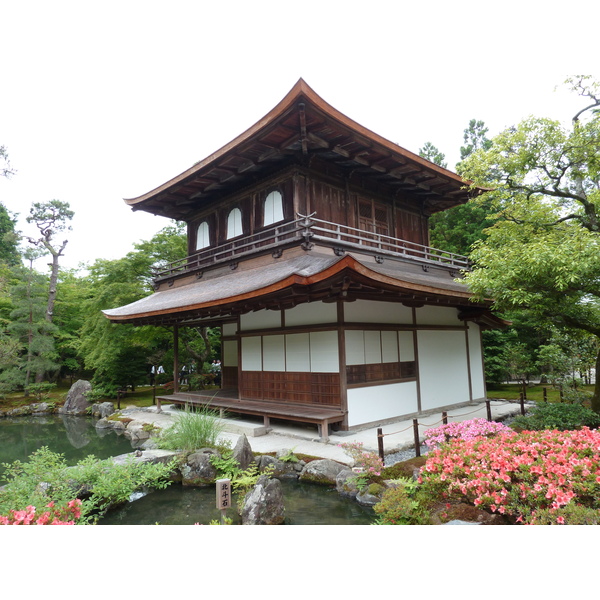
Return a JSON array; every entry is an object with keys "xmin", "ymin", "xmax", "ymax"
[{"xmin": 173, "ymin": 324, "xmax": 179, "ymax": 394}]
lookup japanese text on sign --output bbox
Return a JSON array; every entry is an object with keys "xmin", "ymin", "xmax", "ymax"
[{"xmin": 216, "ymin": 478, "xmax": 231, "ymax": 510}]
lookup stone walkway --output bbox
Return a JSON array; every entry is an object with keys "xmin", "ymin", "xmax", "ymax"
[{"xmin": 118, "ymin": 399, "xmax": 525, "ymax": 465}]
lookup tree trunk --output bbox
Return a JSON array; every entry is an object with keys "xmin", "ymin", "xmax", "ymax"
[{"xmin": 592, "ymin": 347, "xmax": 600, "ymax": 413}]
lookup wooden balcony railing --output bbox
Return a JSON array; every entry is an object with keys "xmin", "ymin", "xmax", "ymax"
[{"xmin": 152, "ymin": 214, "xmax": 470, "ymax": 282}]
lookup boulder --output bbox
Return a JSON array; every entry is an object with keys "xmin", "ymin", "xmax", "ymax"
[
  {"xmin": 181, "ymin": 449, "xmax": 220, "ymax": 487},
  {"xmin": 231, "ymin": 434, "xmax": 255, "ymax": 471},
  {"xmin": 256, "ymin": 454, "xmax": 305, "ymax": 479},
  {"xmin": 299, "ymin": 458, "xmax": 347, "ymax": 486},
  {"xmin": 241, "ymin": 475, "xmax": 285, "ymax": 525},
  {"xmin": 336, "ymin": 468, "xmax": 360, "ymax": 498},
  {"xmin": 91, "ymin": 402, "xmax": 115, "ymax": 419},
  {"xmin": 59, "ymin": 380, "xmax": 92, "ymax": 415}
]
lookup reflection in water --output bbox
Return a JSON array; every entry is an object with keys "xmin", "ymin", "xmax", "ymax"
[
  {"xmin": 1, "ymin": 416, "xmax": 375, "ymax": 525},
  {"xmin": 0, "ymin": 415, "xmax": 136, "ymax": 483},
  {"xmin": 99, "ymin": 480, "xmax": 374, "ymax": 526}
]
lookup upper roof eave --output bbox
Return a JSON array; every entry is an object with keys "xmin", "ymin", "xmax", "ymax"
[{"xmin": 124, "ymin": 78, "xmax": 476, "ymax": 210}]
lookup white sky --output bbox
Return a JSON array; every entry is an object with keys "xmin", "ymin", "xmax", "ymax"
[{"xmin": 0, "ymin": 0, "xmax": 597, "ymax": 272}]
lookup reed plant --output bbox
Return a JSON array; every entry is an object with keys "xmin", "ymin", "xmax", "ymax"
[{"xmin": 158, "ymin": 405, "xmax": 226, "ymax": 452}]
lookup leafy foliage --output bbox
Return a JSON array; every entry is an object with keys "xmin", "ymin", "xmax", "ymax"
[
  {"xmin": 510, "ymin": 402, "xmax": 600, "ymax": 432},
  {"xmin": 158, "ymin": 405, "xmax": 226, "ymax": 452}
]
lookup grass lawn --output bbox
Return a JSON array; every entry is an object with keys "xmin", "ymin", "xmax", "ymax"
[{"xmin": 486, "ymin": 383, "xmax": 595, "ymax": 403}]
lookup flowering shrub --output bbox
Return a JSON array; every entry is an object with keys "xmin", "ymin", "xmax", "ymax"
[
  {"xmin": 418, "ymin": 427, "xmax": 600, "ymax": 524},
  {"xmin": 0, "ymin": 499, "xmax": 82, "ymax": 525},
  {"xmin": 339, "ymin": 441, "xmax": 384, "ymax": 476},
  {"xmin": 424, "ymin": 418, "xmax": 512, "ymax": 448}
]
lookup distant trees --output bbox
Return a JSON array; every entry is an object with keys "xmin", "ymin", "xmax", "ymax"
[{"xmin": 459, "ymin": 76, "xmax": 600, "ymax": 411}]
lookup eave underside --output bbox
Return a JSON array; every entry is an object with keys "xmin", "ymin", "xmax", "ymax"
[{"xmin": 103, "ymin": 253, "xmax": 501, "ymax": 328}]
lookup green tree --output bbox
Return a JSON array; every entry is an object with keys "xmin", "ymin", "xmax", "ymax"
[
  {"xmin": 0, "ymin": 202, "xmax": 20, "ymax": 266},
  {"xmin": 418, "ymin": 142, "xmax": 447, "ymax": 168},
  {"xmin": 25, "ymin": 200, "xmax": 74, "ymax": 324},
  {"xmin": 0, "ymin": 145, "xmax": 15, "ymax": 179},
  {"xmin": 460, "ymin": 75, "xmax": 600, "ymax": 412},
  {"xmin": 428, "ymin": 119, "xmax": 496, "ymax": 255},
  {"xmin": 78, "ymin": 223, "xmax": 186, "ymax": 393}
]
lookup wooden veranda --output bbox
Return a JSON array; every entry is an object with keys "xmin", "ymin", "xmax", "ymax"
[{"xmin": 156, "ymin": 389, "xmax": 346, "ymax": 441}]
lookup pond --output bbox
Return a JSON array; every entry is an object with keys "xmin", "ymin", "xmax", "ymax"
[
  {"xmin": 0, "ymin": 415, "xmax": 137, "ymax": 483},
  {"xmin": 0, "ymin": 416, "xmax": 375, "ymax": 525}
]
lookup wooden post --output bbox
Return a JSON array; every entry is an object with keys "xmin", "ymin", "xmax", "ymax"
[
  {"xmin": 173, "ymin": 324, "xmax": 179, "ymax": 394},
  {"xmin": 117, "ymin": 389, "xmax": 121, "ymax": 410},
  {"xmin": 377, "ymin": 428, "xmax": 384, "ymax": 462},
  {"xmin": 216, "ymin": 479, "xmax": 231, "ymax": 525},
  {"xmin": 543, "ymin": 387, "xmax": 547, "ymax": 402},
  {"xmin": 522, "ymin": 381, "xmax": 527, "ymax": 400},
  {"xmin": 520, "ymin": 392, "xmax": 525, "ymax": 415},
  {"xmin": 442, "ymin": 411, "xmax": 448, "ymax": 425},
  {"xmin": 486, "ymin": 399, "xmax": 492, "ymax": 421},
  {"xmin": 413, "ymin": 419, "xmax": 420, "ymax": 457}
]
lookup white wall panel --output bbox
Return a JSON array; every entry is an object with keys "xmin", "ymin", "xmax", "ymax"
[
  {"xmin": 285, "ymin": 333, "xmax": 311, "ymax": 372},
  {"xmin": 241, "ymin": 336, "xmax": 262, "ymax": 371},
  {"xmin": 309, "ymin": 331, "xmax": 339, "ymax": 372},
  {"xmin": 381, "ymin": 331, "xmax": 399, "ymax": 363},
  {"xmin": 263, "ymin": 335, "xmax": 286, "ymax": 372},
  {"xmin": 223, "ymin": 340, "xmax": 238, "ymax": 367},
  {"xmin": 468, "ymin": 323, "xmax": 486, "ymax": 400},
  {"xmin": 364, "ymin": 330, "xmax": 382, "ymax": 364},
  {"xmin": 417, "ymin": 330, "xmax": 470, "ymax": 410},
  {"xmin": 345, "ymin": 330, "xmax": 365, "ymax": 366},
  {"xmin": 415, "ymin": 306, "xmax": 460, "ymax": 326},
  {"xmin": 222, "ymin": 323, "xmax": 237, "ymax": 336},
  {"xmin": 285, "ymin": 302, "xmax": 337, "ymax": 327},
  {"xmin": 344, "ymin": 300, "xmax": 413, "ymax": 324},
  {"xmin": 240, "ymin": 309, "xmax": 281, "ymax": 331},
  {"xmin": 347, "ymin": 381, "xmax": 418, "ymax": 427},
  {"xmin": 398, "ymin": 331, "xmax": 415, "ymax": 361}
]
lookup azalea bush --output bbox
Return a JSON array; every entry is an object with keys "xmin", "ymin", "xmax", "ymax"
[
  {"xmin": 339, "ymin": 441, "xmax": 384, "ymax": 476},
  {"xmin": 418, "ymin": 427, "xmax": 600, "ymax": 524},
  {"xmin": 0, "ymin": 499, "xmax": 82, "ymax": 525},
  {"xmin": 424, "ymin": 418, "xmax": 512, "ymax": 448}
]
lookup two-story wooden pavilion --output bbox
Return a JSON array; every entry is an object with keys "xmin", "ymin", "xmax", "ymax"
[{"xmin": 104, "ymin": 79, "xmax": 503, "ymax": 439}]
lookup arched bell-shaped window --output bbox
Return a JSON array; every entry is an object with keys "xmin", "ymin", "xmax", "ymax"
[
  {"xmin": 264, "ymin": 190, "xmax": 284, "ymax": 226},
  {"xmin": 195, "ymin": 221, "xmax": 210, "ymax": 250},
  {"xmin": 227, "ymin": 207, "xmax": 243, "ymax": 239}
]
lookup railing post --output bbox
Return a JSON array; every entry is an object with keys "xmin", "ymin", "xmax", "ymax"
[
  {"xmin": 413, "ymin": 419, "xmax": 420, "ymax": 457},
  {"xmin": 442, "ymin": 411, "xmax": 448, "ymax": 425},
  {"xmin": 377, "ymin": 428, "xmax": 384, "ymax": 462},
  {"xmin": 520, "ymin": 392, "xmax": 525, "ymax": 415},
  {"xmin": 543, "ymin": 387, "xmax": 548, "ymax": 402},
  {"xmin": 486, "ymin": 399, "xmax": 492, "ymax": 421}
]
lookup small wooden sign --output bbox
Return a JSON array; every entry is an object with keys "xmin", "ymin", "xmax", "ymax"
[{"xmin": 216, "ymin": 478, "xmax": 232, "ymax": 510}]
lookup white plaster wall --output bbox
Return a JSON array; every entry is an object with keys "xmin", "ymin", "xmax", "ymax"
[
  {"xmin": 240, "ymin": 309, "xmax": 281, "ymax": 331},
  {"xmin": 381, "ymin": 330, "xmax": 399, "ymax": 363},
  {"xmin": 345, "ymin": 330, "xmax": 365, "ymax": 365},
  {"xmin": 347, "ymin": 381, "xmax": 418, "ymax": 427},
  {"xmin": 223, "ymin": 340, "xmax": 238, "ymax": 367},
  {"xmin": 398, "ymin": 331, "xmax": 415, "ymax": 361},
  {"xmin": 415, "ymin": 305, "xmax": 461, "ymax": 326},
  {"xmin": 285, "ymin": 333, "xmax": 311, "ymax": 372},
  {"xmin": 285, "ymin": 302, "xmax": 337, "ymax": 327},
  {"xmin": 222, "ymin": 323, "xmax": 237, "ymax": 336},
  {"xmin": 241, "ymin": 336, "xmax": 262, "ymax": 371},
  {"xmin": 344, "ymin": 300, "xmax": 413, "ymax": 324},
  {"xmin": 417, "ymin": 330, "xmax": 470, "ymax": 410},
  {"xmin": 309, "ymin": 330, "xmax": 339, "ymax": 372},
  {"xmin": 468, "ymin": 323, "xmax": 486, "ymax": 400},
  {"xmin": 263, "ymin": 335, "xmax": 286, "ymax": 372},
  {"xmin": 364, "ymin": 330, "xmax": 382, "ymax": 363}
]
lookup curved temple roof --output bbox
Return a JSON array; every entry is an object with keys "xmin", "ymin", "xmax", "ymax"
[
  {"xmin": 124, "ymin": 79, "xmax": 477, "ymax": 220},
  {"xmin": 103, "ymin": 252, "xmax": 504, "ymax": 328}
]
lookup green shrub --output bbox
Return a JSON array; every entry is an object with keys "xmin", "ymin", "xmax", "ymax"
[
  {"xmin": 510, "ymin": 402, "xmax": 600, "ymax": 431},
  {"xmin": 158, "ymin": 405, "xmax": 225, "ymax": 452},
  {"xmin": 532, "ymin": 504, "xmax": 600, "ymax": 525},
  {"xmin": 372, "ymin": 477, "xmax": 430, "ymax": 525},
  {"xmin": 0, "ymin": 447, "xmax": 175, "ymax": 524}
]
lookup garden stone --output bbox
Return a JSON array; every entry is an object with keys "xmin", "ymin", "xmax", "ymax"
[
  {"xmin": 181, "ymin": 449, "xmax": 220, "ymax": 487},
  {"xmin": 31, "ymin": 402, "xmax": 51, "ymax": 414},
  {"xmin": 241, "ymin": 475, "xmax": 285, "ymax": 525},
  {"xmin": 92, "ymin": 402, "xmax": 115, "ymax": 419},
  {"xmin": 299, "ymin": 458, "xmax": 347, "ymax": 486},
  {"xmin": 336, "ymin": 469, "xmax": 359, "ymax": 498},
  {"xmin": 231, "ymin": 434, "xmax": 255, "ymax": 470},
  {"xmin": 59, "ymin": 380, "xmax": 92, "ymax": 415},
  {"xmin": 124, "ymin": 420, "xmax": 151, "ymax": 442},
  {"xmin": 356, "ymin": 488, "xmax": 383, "ymax": 506}
]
